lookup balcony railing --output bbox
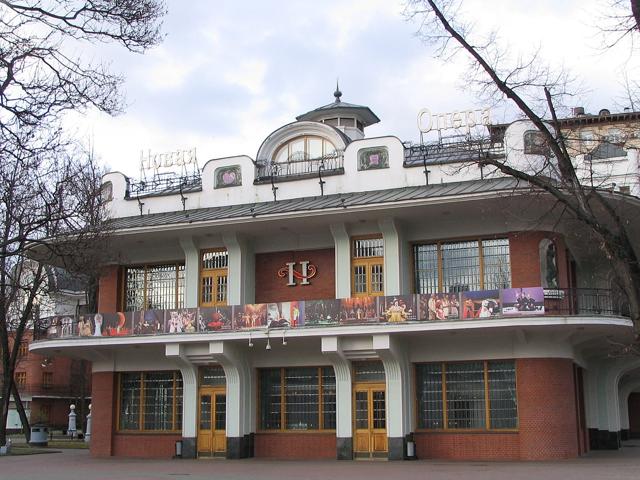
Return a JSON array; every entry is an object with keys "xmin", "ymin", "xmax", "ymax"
[
  {"xmin": 32, "ymin": 288, "xmax": 630, "ymax": 343},
  {"xmin": 127, "ymin": 172, "xmax": 202, "ymax": 198},
  {"xmin": 403, "ymin": 137, "xmax": 505, "ymax": 166},
  {"xmin": 255, "ymin": 152, "xmax": 344, "ymax": 183}
]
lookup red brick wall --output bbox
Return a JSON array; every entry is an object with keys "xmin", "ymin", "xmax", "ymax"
[
  {"xmin": 509, "ymin": 232, "xmax": 568, "ymax": 289},
  {"xmin": 90, "ymin": 372, "xmax": 115, "ymax": 457},
  {"xmin": 255, "ymin": 249, "xmax": 335, "ymax": 303},
  {"xmin": 629, "ymin": 393, "xmax": 640, "ymax": 435},
  {"xmin": 414, "ymin": 358, "xmax": 581, "ymax": 461},
  {"xmin": 98, "ymin": 265, "xmax": 120, "ymax": 313},
  {"xmin": 254, "ymin": 432, "xmax": 336, "ymax": 459},
  {"xmin": 415, "ymin": 432, "xmax": 519, "ymax": 460},
  {"xmin": 517, "ymin": 358, "xmax": 579, "ymax": 460},
  {"xmin": 113, "ymin": 434, "xmax": 181, "ymax": 458}
]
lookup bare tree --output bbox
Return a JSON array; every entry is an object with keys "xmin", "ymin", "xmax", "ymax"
[
  {"xmin": 404, "ymin": 0, "xmax": 640, "ymax": 336},
  {"xmin": 0, "ymin": 1, "xmax": 166, "ymax": 446}
]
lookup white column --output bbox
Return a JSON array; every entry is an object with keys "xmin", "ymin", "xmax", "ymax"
[
  {"xmin": 166, "ymin": 344, "xmax": 198, "ymax": 458},
  {"xmin": 378, "ymin": 218, "xmax": 405, "ymax": 296},
  {"xmin": 179, "ymin": 237, "xmax": 199, "ymax": 308},
  {"xmin": 223, "ymin": 233, "xmax": 254, "ymax": 305},
  {"xmin": 321, "ymin": 336, "xmax": 352, "ymax": 460},
  {"xmin": 373, "ymin": 333, "xmax": 411, "ymax": 460},
  {"xmin": 330, "ymin": 223, "xmax": 351, "ymax": 299},
  {"xmin": 209, "ymin": 340, "xmax": 254, "ymax": 458}
]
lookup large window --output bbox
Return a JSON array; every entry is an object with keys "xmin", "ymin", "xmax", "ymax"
[
  {"xmin": 259, "ymin": 367, "xmax": 336, "ymax": 431},
  {"xmin": 414, "ymin": 238, "xmax": 511, "ymax": 294},
  {"xmin": 200, "ymin": 250, "xmax": 228, "ymax": 307},
  {"xmin": 124, "ymin": 264, "xmax": 185, "ymax": 311},
  {"xmin": 415, "ymin": 360, "xmax": 518, "ymax": 430},
  {"xmin": 352, "ymin": 237, "xmax": 384, "ymax": 297},
  {"xmin": 274, "ymin": 136, "xmax": 337, "ymax": 163},
  {"xmin": 118, "ymin": 371, "xmax": 183, "ymax": 432}
]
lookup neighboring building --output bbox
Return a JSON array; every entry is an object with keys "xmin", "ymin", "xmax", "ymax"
[
  {"xmin": 31, "ymin": 91, "xmax": 640, "ymax": 461},
  {"xmin": 2, "ymin": 267, "xmax": 92, "ymax": 431}
]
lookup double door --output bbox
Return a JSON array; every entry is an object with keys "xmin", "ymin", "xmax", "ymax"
[
  {"xmin": 197, "ymin": 387, "xmax": 226, "ymax": 456},
  {"xmin": 353, "ymin": 384, "xmax": 387, "ymax": 457}
]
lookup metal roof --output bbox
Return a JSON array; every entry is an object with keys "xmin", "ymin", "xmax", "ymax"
[
  {"xmin": 296, "ymin": 100, "xmax": 381, "ymax": 127},
  {"xmin": 108, "ymin": 177, "xmax": 525, "ymax": 231}
]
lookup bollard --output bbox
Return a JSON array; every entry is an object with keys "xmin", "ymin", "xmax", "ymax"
[
  {"xmin": 84, "ymin": 404, "xmax": 92, "ymax": 443},
  {"xmin": 68, "ymin": 404, "xmax": 77, "ymax": 438}
]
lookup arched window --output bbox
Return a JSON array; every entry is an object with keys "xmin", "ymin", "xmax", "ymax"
[{"xmin": 273, "ymin": 136, "xmax": 337, "ymax": 163}]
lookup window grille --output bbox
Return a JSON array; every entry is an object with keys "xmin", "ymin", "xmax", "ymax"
[
  {"xmin": 124, "ymin": 264, "xmax": 185, "ymax": 311},
  {"xmin": 415, "ymin": 360, "xmax": 517, "ymax": 430},
  {"xmin": 414, "ymin": 239, "xmax": 510, "ymax": 293},
  {"xmin": 199, "ymin": 366, "xmax": 226, "ymax": 387},
  {"xmin": 353, "ymin": 361, "xmax": 385, "ymax": 383},
  {"xmin": 487, "ymin": 360, "xmax": 518, "ymax": 429},
  {"xmin": 259, "ymin": 367, "xmax": 336, "ymax": 431},
  {"xmin": 118, "ymin": 371, "xmax": 182, "ymax": 432}
]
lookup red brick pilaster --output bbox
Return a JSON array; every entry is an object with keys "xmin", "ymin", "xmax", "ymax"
[{"xmin": 90, "ymin": 371, "xmax": 115, "ymax": 457}]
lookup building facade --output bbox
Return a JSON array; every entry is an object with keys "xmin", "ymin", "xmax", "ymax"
[{"xmin": 31, "ymin": 92, "xmax": 640, "ymax": 460}]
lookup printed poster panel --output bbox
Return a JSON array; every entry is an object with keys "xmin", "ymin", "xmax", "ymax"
[
  {"xmin": 340, "ymin": 297, "xmax": 378, "ymax": 324},
  {"xmin": 304, "ymin": 299, "xmax": 340, "ymax": 326},
  {"xmin": 76, "ymin": 315, "xmax": 94, "ymax": 337},
  {"xmin": 165, "ymin": 308, "xmax": 198, "ymax": 334},
  {"xmin": 461, "ymin": 290, "xmax": 501, "ymax": 319},
  {"xmin": 101, "ymin": 312, "xmax": 131, "ymax": 336},
  {"xmin": 265, "ymin": 301, "xmax": 303, "ymax": 328},
  {"xmin": 234, "ymin": 303, "xmax": 268, "ymax": 329},
  {"xmin": 133, "ymin": 310, "xmax": 165, "ymax": 335},
  {"xmin": 501, "ymin": 287, "xmax": 545, "ymax": 316},
  {"xmin": 199, "ymin": 306, "xmax": 233, "ymax": 332},
  {"xmin": 417, "ymin": 293, "xmax": 461, "ymax": 321},
  {"xmin": 379, "ymin": 295, "xmax": 417, "ymax": 322}
]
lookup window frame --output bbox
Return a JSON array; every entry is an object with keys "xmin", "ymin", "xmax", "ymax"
[
  {"xmin": 116, "ymin": 371, "xmax": 183, "ymax": 434},
  {"xmin": 351, "ymin": 235, "xmax": 385, "ymax": 297},
  {"xmin": 42, "ymin": 372, "xmax": 53, "ymax": 388},
  {"xmin": 273, "ymin": 135, "xmax": 338, "ymax": 164},
  {"xmin": 257, "ymin": 366, "xmax": 337, "ymax": 433},
  {"xmin": 412, "ymin": 236, "xmax": 511, "ymax": 294},
  {"xmin": 121, "ymin": 262, "xmax": 185, "ymax": 311},
  {"xmin": 199, "ymin": 248, "xmax": 229, "ymax": 307},
  {"xmin": 15, "ymin": 371, "xmax": 27, "ymax": 386},
  {"xmin": 414, "ymin": 359, "xmax": 519, "ymax": 432}
]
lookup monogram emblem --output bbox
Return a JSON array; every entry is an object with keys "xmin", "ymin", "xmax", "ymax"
[{"xmin": 277, "ymin": 261, "xmax": 317, "ymax": 286}]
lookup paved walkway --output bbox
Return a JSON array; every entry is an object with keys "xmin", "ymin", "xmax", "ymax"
[{"xmin": 2, "ymin": 441, "xmax": 640, "ymax": 480}]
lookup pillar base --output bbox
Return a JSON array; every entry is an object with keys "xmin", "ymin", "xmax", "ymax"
[
  {"xmin": 589, "ymin": 429, "xmax": 621, "ymax": 450},
  {"xmin": 181, "ymin": 437, "xmax": 197, "ymax": 459},
  {"xmin": 226, "ymin": 434, "xmax": 254, "ymax": 459},
  {"xmin": 336, "ymin": 437, "xmax": 353, "ymax": 460},
  {"xmin": 387, "ymin": 437, "xmax": 404, "ymax": 461}
]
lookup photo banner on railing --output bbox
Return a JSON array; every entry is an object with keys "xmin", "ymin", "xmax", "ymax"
[{"xmin": 36, "ymin": 286, "xmax": 553, "ymax": 340}]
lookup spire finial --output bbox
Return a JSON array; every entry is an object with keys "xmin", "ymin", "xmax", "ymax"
[{"xmin": 334, "ymin": 79, "xmax": 342, "ymax": 103}]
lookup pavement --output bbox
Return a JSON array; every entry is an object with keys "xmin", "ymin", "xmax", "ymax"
[{"xmin": 2, "ymin": 441, "xmax": 640, "ymax": 480}]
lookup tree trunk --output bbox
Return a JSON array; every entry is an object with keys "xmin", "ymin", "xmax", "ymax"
[
  {"xmin": 631, "ymin": 0, "xmax": 640, "ymax": 33},
  {"xmin": 0, "ymin": 373, "xmax": 12, "ymax": 447},
  {"xmin": 11, "ymin": 382, "xmax": 30, "ymax": 442}
]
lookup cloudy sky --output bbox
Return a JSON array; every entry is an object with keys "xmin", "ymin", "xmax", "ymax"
[{"xmin": 66, "ymin": 0, "xmax": 638, "ymax": 178}]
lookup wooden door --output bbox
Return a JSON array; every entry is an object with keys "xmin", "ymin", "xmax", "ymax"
[
  {"xmin": 353, "ymin": 384, "xmax": 387, "ymax": 457},
  {"xmin": 197, "ymin": 387, "xmax": 226, "ymax": 456}
]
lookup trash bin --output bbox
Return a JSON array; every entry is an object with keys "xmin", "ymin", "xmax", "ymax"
[{"xmin": 29, "ymin": 425, "xmax": 49, "ymax": 446}]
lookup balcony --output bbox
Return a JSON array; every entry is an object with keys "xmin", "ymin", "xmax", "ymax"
[
  {"xmin": 254, "ymin": 152, "xmax": 344, "ymax": 184},
  {"xmin": 32, "ymin": 288, "xmax": 630, "ymax": 343}
]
